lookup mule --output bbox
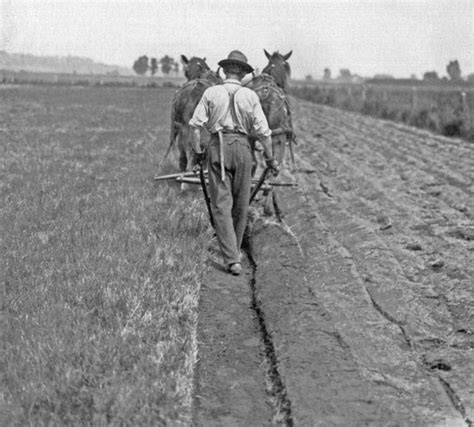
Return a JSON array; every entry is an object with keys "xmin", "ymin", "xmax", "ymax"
[{"xmin": 170, "ymin": 66, "xmax": 222, "ymax": 175}]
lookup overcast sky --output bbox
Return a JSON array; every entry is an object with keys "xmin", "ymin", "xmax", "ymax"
[{"xmin": 1, "ymin": 0, "xmax": 473, "ymax": 78}]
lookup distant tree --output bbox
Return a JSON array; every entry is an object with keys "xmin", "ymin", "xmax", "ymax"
[
  {"xmin": 150, "ymin": 57, "xmax": 158, "ymax": 76},
  {"xmin": 446, "ymin": 60, "xmax": 462, "ymax": 81},
  {"xmin": 160, "ymin": 55, "xmax": 174, "ymax": 75},
  {"xmin": 423, "ymin": 71, "xmax": 439, "ymax": 81},
  {"xmin": 338, "ymin": 68, "xmax": 351, "ymax": 81},
  {"xmin": 133, "ymin": 55, "xmax": 149, "ymax": 75},
  {"xmin": 305, "ymin": 74, "xmax": 313, "ymax": 81},
  {"xmin": 467, "ymin": 73, "xmax": 474, "ymax": 84},
  {"xmin": 173, "ymin": 61, "xmax": 180, "ymax": 75},
  {"xmin": 410, "ymin": 74, "xmax": 417, "ymax": 80},
  {"xmin": 323, "ymin": 68, "xmax": 331, "ymax": 80}
]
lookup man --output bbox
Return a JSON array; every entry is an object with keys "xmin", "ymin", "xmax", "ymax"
[{"xmin": 189, "ymin": 50, "xmax": 278, "ymax": 276}]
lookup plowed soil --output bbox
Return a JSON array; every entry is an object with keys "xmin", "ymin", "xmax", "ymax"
[{"xmin": 194, "ymin": 99, "xmax": 474, "ymax": 426}]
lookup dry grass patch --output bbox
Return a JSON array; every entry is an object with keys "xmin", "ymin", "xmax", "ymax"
[{"xmin": 1, "ymin": 86, "xmax": 209, "ymax": 424}]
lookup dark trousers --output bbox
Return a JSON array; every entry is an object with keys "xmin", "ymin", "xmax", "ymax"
[{"xmin": 207, "ymin": 133, "xmax": 253, "ymax": 265}]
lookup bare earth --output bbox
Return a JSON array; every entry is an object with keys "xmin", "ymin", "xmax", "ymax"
[{"xmin": 194, "ymin": 98, "xmax": 474, "ymax": 426}]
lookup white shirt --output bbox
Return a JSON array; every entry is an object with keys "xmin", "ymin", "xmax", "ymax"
[{"xmin": 189, "ymin": 79, "xmax": 271, "ymax": 140}]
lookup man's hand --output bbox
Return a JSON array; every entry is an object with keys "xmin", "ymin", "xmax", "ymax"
[
  {"xmin": 192, "ymin": 150, "xmax": 206, "ymax": 174},
  {"xmin": 265, "ymin": 158, "xmax": 280, "ymax": 177}
]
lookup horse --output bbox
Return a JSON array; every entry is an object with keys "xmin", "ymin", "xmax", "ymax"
[
  {"xmin": 245, "ymin": 49, "xmax": 295, "ymax": 168},
  {"xmin": 158, "ymin": 56, "xmax": 221, "ymax": 173},
  {"xmin": 262, "ymin": 49, "xmax": 292, "ymax": 91},
  {"xmin": 169, "ymin": 60, "xmax": 222, "ymax": 176},
  {"xmin": 244, "ymin": 49, "xmax": 295, "ymax": 218},
  {"xmin": 181, "ymin": 55, "xmax": 211, "ymax": 81}
]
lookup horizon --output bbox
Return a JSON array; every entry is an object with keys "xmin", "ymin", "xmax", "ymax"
[{"xmin": 1, "ymin": 0, "xmax": 473, "ymax": 79}]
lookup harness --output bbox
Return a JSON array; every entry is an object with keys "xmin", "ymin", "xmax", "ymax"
[
  {"xmin": 244, "ymin": 74, "xmax": 295, "ymax": 141},
  {"xmin": 214, "ymin": 85, "xmax": 246, "ymax": 181},
  {"xmin": 221, "ymin": 85, "xmax": 243, "ymax": 134},
  {"xmin": 209, "ymin": 85, "xmax": 246, "ymax": 136}
]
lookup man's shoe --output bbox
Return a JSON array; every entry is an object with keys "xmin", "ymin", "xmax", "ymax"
[{"xmin": 228, "ymin": 262, "xmax": 242, "ymax": 276}]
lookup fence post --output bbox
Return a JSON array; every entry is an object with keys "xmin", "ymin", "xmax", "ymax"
[
  {"xmin": 411, "ymin": 86, "xmax": 418, "ymax": 112},
  {"xmin": 461, "ymin": 91, "xmax": 471, "ymax": 133}
]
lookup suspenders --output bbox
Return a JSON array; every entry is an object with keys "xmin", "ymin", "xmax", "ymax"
[
  {"xmin": 225, "ymin": 86, "xmax": 240, "ymax": 132},
  {"xmin": 218, "ymin": 86, "xmax": 242, "ymax": 181}
]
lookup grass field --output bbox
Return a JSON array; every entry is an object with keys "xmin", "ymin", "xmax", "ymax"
[
  {"xmin": 290, "ymin": 81, "xmax": 474, "ymax": 141},
  {"xmin": 1, "ymin": 86, "xmax": 209, "ymax": 424}
]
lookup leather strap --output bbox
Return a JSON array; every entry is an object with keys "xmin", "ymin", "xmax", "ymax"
[{"xmin": 225, "ymin": 86, "xmax": 241, "ymax": 132}]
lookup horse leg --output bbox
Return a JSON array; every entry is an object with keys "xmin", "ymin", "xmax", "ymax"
[
  {"xmin": 186, "ymin": 132, "xmax": 195, "ymax": 173},
  {"xmin": 253, "ymin": 140, "xmax": 266, "ymax": 177},
  {"xmin": 272, "ymin": 190, "xmax": 284, "ymax": 221},
  {"xmin": 272, "ymin": 135, "xmax": 286, "ymax": 166},
  {"xmin": 178, "ymin": 131, "xmax": 188, "ymax": 173},
  {"xmin": 287, "ymin": 136, "xmax": 296, "ymax": 171},
  {"xmin": 263, "ymin": 189, "xmax": 273, "ymax": 217},
  {"xmin": 180, "ymin": 127, "xmax": 197, "ymax": 192},
  {"xmin": 159, "ymin": 121, "xmax": 178, "ymax": 170}
]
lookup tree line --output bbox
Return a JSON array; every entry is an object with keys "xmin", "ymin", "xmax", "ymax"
[
  {"xmin": 133, "ymin": 55, "xmax": 180, "ymax": 76},
  {"xmin": 307, "ymin": 60, "xmax": 473, "ymax": 84}
]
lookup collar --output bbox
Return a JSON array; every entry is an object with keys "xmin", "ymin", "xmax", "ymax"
[{"xmin": 223, "ymin": 78, "xmax": 242, "ymax": 85}]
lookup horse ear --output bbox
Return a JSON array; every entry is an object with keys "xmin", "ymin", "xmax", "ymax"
[
  {"xmin": 283, "ymin": 51, "xmax": 292, "ymax": 61},
  {"xmin": 181, "ymin": 55, "xmax": 189, "ymax": 65},
  {"xmin": 264, "ymin": 49, "xmax": 271, "ymax": 59}
]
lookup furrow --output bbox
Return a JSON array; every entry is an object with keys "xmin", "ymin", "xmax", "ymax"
[
  {"xmin": 247, "ymin": 255, "xmax": 294, "ymax": 426},
  {"xmin": 437, "ymin": 377, "xmax": 473, "ymax": 427}
]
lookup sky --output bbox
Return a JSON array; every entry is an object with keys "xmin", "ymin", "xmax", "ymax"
[{"xmin": 1, "ymin": 0, "xmax": 473, "ymax": 79}]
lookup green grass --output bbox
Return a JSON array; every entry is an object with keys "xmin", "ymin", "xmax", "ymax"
[{"xmin": 1, "ymin": 86, "xmax": 210, "ymax": 424}]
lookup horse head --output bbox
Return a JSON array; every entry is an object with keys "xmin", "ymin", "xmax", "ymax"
[
  {"xmin": 261, "ymin": 49, "xmax": 292, "ymax": 90},
  {"xmin": 181, "ymin": 55, "xmax": 211, "ymax": 80}
]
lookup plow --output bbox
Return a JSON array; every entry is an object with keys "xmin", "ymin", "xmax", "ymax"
[
  {"xmin": 154, "ymin": 170, "xmax": 296, "ymax": 189},
  {"xmin": 154, "ymin": 170, "xmax": 297, "ymax": 192},
  {"xmin": 154, "ymin": 169, "xmax": 297, "ymax": 225}
]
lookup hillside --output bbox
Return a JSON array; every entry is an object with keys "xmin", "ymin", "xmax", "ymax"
[{"xmin": 0, "ymin": 51, "xmax": 133, "ymax": 75}]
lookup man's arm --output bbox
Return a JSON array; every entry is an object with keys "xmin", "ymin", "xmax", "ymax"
[
  {"xmin": 260, "ymin": 135, "xmax": 280, "ymax": 175},
  {"xmin": 191, "ymin": 126, "xmax": 202, "ymax": 153},
  {"xmin": 190, "ymin": 126, "xmax": 205, "ymax": 171},
  {"xmin": 189, "ymin": 91, "xmax": 209, "ymax": 167},
  {"xmin": 189, "ymin": 89, "xmax": 209, "ymax": 149},
  {"xmin": 251, "ymin": 96, "xmax": 279, "ymax": 173}
]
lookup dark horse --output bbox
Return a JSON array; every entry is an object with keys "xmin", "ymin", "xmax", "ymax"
[
  {"xmin": 244, "ymin": 50, "xmax": 294, "ymax": 218},
  {"xmin": 262, "ymin": 49, "xmax": 292, "ymax": 91},
  {"xmin": 165, "ymin": 56, "xmax": 222, "ymax": 176},
  {"xmin": 181, "ymin": 55, "xmax": 210, "ymax": 81},
  {"xmin": 245, "ymin": 49, "xmax": 295, "ymax": 167}
]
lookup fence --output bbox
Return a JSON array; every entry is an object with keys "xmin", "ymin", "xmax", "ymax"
[{"xmin": 290, "ymin": 81, "xmax": 474, "ymax": 141}]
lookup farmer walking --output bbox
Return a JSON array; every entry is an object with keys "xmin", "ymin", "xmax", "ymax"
[{"xmin": 189, "ymin": 50, "xmax": 279, "ymax": 276}]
